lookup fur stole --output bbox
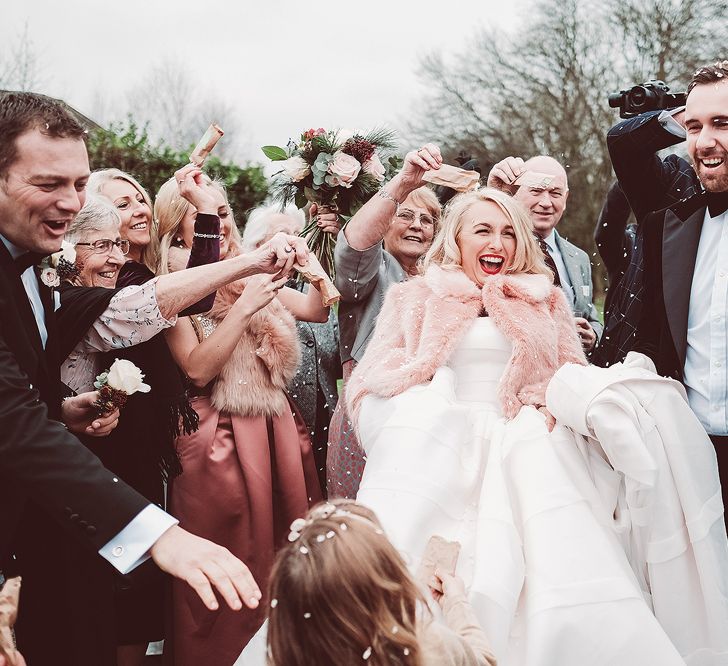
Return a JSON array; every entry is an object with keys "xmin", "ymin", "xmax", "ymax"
[
  {"xmin": 169, "ymin": 246, "xmax": 300, "ymax": 417},
  {"xmin": 206, "ymin": 277, "xmax": 300, "ymax": 417},
  {"xmin": 346, "ymin": 264, "xmax": 586, "ymax": 421}
]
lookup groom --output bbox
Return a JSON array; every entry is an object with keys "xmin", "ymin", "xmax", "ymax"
[
  {"xmin": 0, "ymin": 92, "xmax": 263, "ymax": 662},
  {"xmin": 634, "ymin": 61, "xmax": 728, "ymax": 524}
]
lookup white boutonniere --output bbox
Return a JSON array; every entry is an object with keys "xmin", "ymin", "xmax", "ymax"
[{"xmin": 38, "ymin": 241, "xmax": 81, "ymax": 287}]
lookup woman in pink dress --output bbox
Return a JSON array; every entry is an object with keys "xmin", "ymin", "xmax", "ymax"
[{"xmin": 157, "ymin": 177, "xmax": 326, "ymax": 665}]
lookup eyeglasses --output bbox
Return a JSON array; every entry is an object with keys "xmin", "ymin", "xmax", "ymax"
[
  {"xmin": 395, "ymin": 208, "xmax": 436, "ymax": 228},
  {"xmin": 75, "ymin": 239, "xmax": 131, "ymax": 255}
]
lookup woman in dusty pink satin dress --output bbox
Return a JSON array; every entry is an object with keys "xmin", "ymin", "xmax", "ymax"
[{"xmin": 156, "ymin": 176, "xmax": 326, "ymax": 665}]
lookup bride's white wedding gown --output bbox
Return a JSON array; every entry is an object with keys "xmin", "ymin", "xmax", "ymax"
[{"xmin": 357, "ymin": 318, "xmax": 728, "ymax": 666}]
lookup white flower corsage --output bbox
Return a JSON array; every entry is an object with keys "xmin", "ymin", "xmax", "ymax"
[
  {"xmin": 39, "ymin": 241, "xmax": 81, "ymax": 287},
  {"xmin": 93, "ymin": 358, "xmax": 151, "ymax": 414}
]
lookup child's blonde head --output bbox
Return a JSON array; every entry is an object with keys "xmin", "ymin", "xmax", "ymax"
[{"xmin": 267, "ymin": 500, "xmax": 427, "ymax": 666}]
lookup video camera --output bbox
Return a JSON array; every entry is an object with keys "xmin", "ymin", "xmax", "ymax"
[{"xmin": 608, "ymin": 80, "xmax": 687, "ymax": 119}]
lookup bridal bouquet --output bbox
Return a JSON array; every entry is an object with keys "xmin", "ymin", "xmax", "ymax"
[
  {"xmin": 93, "ymin": 358, "xmax": 151, "ymax": 414},
  {"xmin": 262, "ymin": 128, "xmax": 399, "ymax": 276},
  {"xmin": 39, "ymin": 240, "xmax": 82, "ymax": 287}
]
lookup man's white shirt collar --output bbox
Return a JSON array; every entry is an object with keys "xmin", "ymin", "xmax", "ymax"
[{"xmin": 543, "ymin": 229, "xmax": 558, "ymax": 253}]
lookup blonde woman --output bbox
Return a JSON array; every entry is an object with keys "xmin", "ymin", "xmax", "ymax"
[
  {"xmin": 348, "ymin": 188, "xmax": 725, "ymax": 663},
  {"xmin": 156, "ymin": 177, "xmax": 326, "ymax": 664},
  {"xmin": 87, "ymin": 166, "xmax": 220, "ymax": 311}
]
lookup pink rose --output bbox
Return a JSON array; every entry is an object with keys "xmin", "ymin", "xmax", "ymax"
[
  {"xmin": 40, "ymin": 268, "xmax": 60, "ymax": 287},
  {"xmin": 303, "ymin": 128, "xmax": 326, "ymax": 141},
  {"xmin": 326, "ymin": 151, "xmax": 361, "ymax": 188},
  {"xmin": 362, "ymin": 154, "xmax": 385, "ymax": 182}
]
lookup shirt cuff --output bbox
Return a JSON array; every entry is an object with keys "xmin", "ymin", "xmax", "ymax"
[
  {"xmin": 98, "ymin": 504, "xmax": 178, "ymax": 574},
  {"xmin": 658, "ymin": 107, "xmax": 686, "ymax": 139}
]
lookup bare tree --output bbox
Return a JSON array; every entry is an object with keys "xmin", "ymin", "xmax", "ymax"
[
  {"xmin": 409, "ymin": 0, "xmax": 615, "ymax": 260},
  {"xmin": 123, "ymin": 60, "xmax": 248, "ymax": 160},
  {"xmin": 609, "ymin": 0, "xmax": 728, "ymax": 86},
  {"xmin": 0, "ymin": 23, "xmax": 44, "ymax": 91}
]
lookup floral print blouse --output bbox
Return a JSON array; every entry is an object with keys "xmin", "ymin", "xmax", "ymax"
[{"xmin": 61, "ymin": 278, "xmax": 176, "ymax": 393}]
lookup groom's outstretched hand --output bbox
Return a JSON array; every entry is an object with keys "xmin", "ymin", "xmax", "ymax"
[{"xmin": 150, "ymin": 525, "xmax": 261, "ymax": 611}]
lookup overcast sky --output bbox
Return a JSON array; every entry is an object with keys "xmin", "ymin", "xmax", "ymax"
[{"xmin": 1, "ymin": 0, "xmax": 521, "ymax": 162}]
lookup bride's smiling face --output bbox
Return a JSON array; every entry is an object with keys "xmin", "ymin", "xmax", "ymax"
[{"xmin": 457, "ymin": 200, "xmax": 517, "ymax": 287}]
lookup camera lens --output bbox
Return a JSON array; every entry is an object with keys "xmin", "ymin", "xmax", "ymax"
[
  {"xmin": 627, "ymin": 84, "xmax": 659, "ymax": 111},
  {"xmin": 607, "ymin": 93, "xmax": 622, "ymax": 108},
  {"xmin": 630, "ymin": 87, "xmax": 647, "ymax": 107}
]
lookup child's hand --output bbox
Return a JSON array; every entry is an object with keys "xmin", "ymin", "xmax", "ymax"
[{"xmin": 429, "ymin": 569, "xmax": 466, "ymax": 607}]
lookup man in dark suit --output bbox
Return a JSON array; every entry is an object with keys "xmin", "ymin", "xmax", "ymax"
[
  {"xmin": 0, "ymin": 92, "xmax": 265, "ymax": 662},
  {"xmin": 593, "ymin": 108, "xmax": 702, "ymax": 367},
  {"xmin": 634, "ymin": 61, "xmax": 728, "ymax": 521},
  {"xmin": 488, "ymin": 155, "xmax": 603, "ymax": 352}
]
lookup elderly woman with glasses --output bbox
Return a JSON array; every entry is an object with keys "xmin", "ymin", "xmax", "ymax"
[
  {"xmin": 325, "ymin": 144, "xmax": 443, "ymax": 499},
  {"xmin": 54, "ymin": 178, "xmax": 310, "ymax": 666}
]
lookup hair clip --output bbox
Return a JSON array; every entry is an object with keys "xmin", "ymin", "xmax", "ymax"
[{"xmin": 288, "ymin": 517, "xmax": 308, "ymax": 542}]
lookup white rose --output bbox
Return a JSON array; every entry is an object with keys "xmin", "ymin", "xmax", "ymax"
[
  {"xmin": 362, "ymin": 154, "xmax": 386, "ymax": 182},
  {"xmin": 106, "ymin": 359, "xmax": 151, "ymax": 395},
  {"xmin": 51, "ymin": 241, "xmax": 76, "ymax": 268},
  {"xmin": 280, "ymin": 155, "xmax": 311, "ymax": 182},
  {"xmin": 326, "ymin": 151, "xmax": 361, "ymax": 188},
  {"xmin": 40, "ymin": 267, "xmax": 60, "ymax": 288}
]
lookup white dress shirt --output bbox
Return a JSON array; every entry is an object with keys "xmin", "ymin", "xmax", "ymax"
[
  {"xmin": 658, "ymin": 107, "xmax": 687, "ymax": 140},
  {"xmin": 543, "ymin": 230, "xmax": 575, "ymax": 306},
  {"xmin": 684, "ymin": 208, "xmax": 728, "ymax": 435},
  {"xmin": 0, "ymin": 234, "xmax": 177, "ymax": 573},
  {"xmin": 1, "ymin": 236, "xmax": 51, "ymax": 347}
]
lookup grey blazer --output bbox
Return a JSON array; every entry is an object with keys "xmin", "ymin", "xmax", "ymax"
[
  {"xmin": 334, "ymin": 230, "xmax": 407, "ymax": 364},
  {"xmin": 553, "ymin": 230, "xmax": 603, "ymax": 339},
  {"xmin": 288, "ymin": 307, "xmax": 341, "ymax": 433}
]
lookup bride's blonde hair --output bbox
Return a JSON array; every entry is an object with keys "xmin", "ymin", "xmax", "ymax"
[
  {"xmin": 422, "ymin": 187, "xmax": 553, "ymax": 279},
  {"xmin": 267, "ymin": 500, "xmax": 428, "ymax": 666}
]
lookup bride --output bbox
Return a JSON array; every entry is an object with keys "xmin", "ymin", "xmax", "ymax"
[{"xmin": 348, "ymin": 184, "xmax": 728, "ymax": 665}]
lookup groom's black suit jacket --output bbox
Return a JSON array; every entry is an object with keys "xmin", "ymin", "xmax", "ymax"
[
  {"xmin": 0, "ymin": 240, "xmax": 149, "ymax": 563},
  {"xmin": 634, "ymin": 191, "xmax": 728, "ymax": 537},
  {"xmin": 593, "ymin": 110, "xmax": 702, "ymax": 368},
  {"xmin": 633, "ymin": 192, "xmax": 711, "ymax": 383}
]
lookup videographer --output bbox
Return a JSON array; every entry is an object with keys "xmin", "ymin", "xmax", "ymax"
[{"xmin": 592, "ymin": 91, "xmax": 702, "ymax": 367}]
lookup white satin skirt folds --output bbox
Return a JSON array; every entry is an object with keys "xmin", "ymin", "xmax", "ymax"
[{"xmin": 356, "ymin": 318, "xmax": 728, "ymax": 666}]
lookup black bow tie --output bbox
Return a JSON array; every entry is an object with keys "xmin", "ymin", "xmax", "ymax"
[
  {"xmin": 14, "ymin": 251, "xmax": 46, "ymax": 274},
  {"xmin": 706, "ymin": 191, "xmax": 728, "ymax": 218}
]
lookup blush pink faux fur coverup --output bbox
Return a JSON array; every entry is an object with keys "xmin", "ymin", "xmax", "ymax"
[{"xmin": 346, "ymin": 264, "xmax": 586, "ymax": 421}]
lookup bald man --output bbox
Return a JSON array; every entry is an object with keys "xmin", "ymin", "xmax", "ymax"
[{"xmin": 487, "ymin": 155, "xmax": 602, "ymax": 351}]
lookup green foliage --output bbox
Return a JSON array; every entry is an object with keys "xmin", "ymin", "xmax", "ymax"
[
  {"xmin": 361, "ymin": 127, "xmax": 398, "ymax": 152},
  {"xmin": 385, "ymin": 155, "xmax": 404, "ymax": 180},
  {"xmin": 87, "ymin": 120, "xmax": 269, "ymax": 225},
  {"xmin": 261, "ymin": 145, "xmax": 288, "ymax": 161}
]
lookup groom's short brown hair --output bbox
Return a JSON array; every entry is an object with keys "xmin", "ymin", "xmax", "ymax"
[
  {"xmin": 688, "ymin": 60, "xmax": 728, "ymax": 94},
  {"xmin": 0, "ymin": 91, "xmax": 86, "ymax": 177}
]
